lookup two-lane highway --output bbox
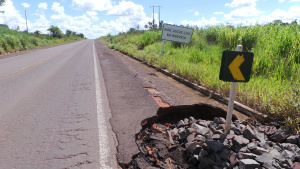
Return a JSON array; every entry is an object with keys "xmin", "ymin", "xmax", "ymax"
[{"xmin": 0, "ymin": 40, "xmax": 117, "ymax": 169}]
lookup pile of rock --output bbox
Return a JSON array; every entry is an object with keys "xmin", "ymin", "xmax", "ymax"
[{"xmin": 135, "ymin": 116, "xmax": 300, "ymax": 169}]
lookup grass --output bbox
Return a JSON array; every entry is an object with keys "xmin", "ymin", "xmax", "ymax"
[
  {"xmin": 100, "ymin": 23, "xmax": 300, "ymax": 134},
  {"xmin": 0, "ymin": 25, "xmax": 84, "ymax": 55}
]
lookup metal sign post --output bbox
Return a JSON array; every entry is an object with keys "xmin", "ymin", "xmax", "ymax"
[
  {"xmin": 224, "ymin": 45, "xmax": 242, "ymax": 135},
  {"xmin": 161, "ymin": 40, "xmax": 165, "ymax": 56},
  {"xmin": 219, "ymin": 45, "xmax": 254, "ymax": 135},
  {"xmin": 182, "ymin": 43, "xmax": 187, "ymax": 54}
]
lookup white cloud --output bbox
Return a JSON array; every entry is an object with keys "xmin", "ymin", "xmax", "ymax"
[
  {"xmin": 258, "ymin": 6, "xmax": 300, "ymax": 23},
  {"xmin": 107, "ymin": 1, "xmax": 143, "ymax": 16},
  {"xmin": 22, "ymin": 3, "xmax": 30, "ymax": 8},
  {"xmin": 0, "ymin": 0, "xmax": 27, "ymax": 30},
  {"xmin": 181, "ymin": 17, "xmax": 220, "ymax": 27},
  {"xmin": 38, "ymin": 3, "xmax": 48, "ymax": 10},
  {"xmin": 224, "ymin": 0, "xmax": 263, "ymax": 19},
  {"xmin": 225, "ymin": 6, "xmax": 264, "ymax": 19},
  {"xmin": 31, "ymin": 15, "xmax": 50, "ymax": 33},
  {"xmin": 72, "ymin": 0, "xmax": 113, "ymax": 11},
  {"xmin": 214, "ymin": 12, "xmax": 224, "ymax": 15},
  {"xmin": 279, "ymin": 0, "xmax": 300, "ymax": 2},
  {"xmin": 52, "ymin": 2, "xmax": 64, "ymax": 14},
  {"xmin": 100, "ymin": 1, "xmax": 153, "ymax": 34},
  {"xmin": 195, "ymin": 11, "xmax": 199, "ymax": 16},
  {"xmin": 226, "ymin": 0, "xmax": 258, "ymax": 8},
  {"xmin": 87, "ymin": 11, "xmax": 99, "ymax": 21}
]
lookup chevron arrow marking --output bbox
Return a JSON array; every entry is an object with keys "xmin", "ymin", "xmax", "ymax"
[{"xmin": 228, "ymin": 54, "xmax": 245, "ymax": 81}]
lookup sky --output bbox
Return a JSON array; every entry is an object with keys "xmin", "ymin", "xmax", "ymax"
[{"xmin": 0, "ymin": 0, "xmax": 300, "ymax": 39}]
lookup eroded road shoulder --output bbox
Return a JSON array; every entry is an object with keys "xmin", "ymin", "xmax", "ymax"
[{"xmin": 94, "ymin": 40, "xmax": 249, "ymax": 167}]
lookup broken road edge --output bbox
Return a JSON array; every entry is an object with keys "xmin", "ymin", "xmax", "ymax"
[{"xmin": 113, "ymin": 49, "xmax": 268, "ymax": 123}]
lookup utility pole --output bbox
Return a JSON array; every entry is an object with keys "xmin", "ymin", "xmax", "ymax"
[
  {"xmin": 150, "ymin": 6, "xmax": 154, "ymax": 30},
  {"xmin": 157, "ymin": 6, "xmax": 162, "ymax": 29},
  {"xmin": 150, "ymin": 6, "xmax": 162, "ymax": 29},
  {"xmin": 25, "ymin": 10, "xmax": 28, "ymax": 32}
]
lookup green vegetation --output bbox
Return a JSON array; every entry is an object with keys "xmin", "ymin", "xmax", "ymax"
[
  {"xmin": 100, "ymin": 22, "xmax": 300, "ymax": 133},
  {"xmin": 0, "ymin": 24, "xmax": 85, "ymax": 55}
]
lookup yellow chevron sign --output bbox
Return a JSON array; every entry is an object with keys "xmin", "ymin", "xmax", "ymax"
[{"xmin": 219, "ymin": 51, "xmax": 254, "ymax": 82}]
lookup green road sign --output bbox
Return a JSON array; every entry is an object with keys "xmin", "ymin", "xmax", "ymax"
[{"xmin": 219, "ymin": 51, "xmax": 254, "ymax": 82}]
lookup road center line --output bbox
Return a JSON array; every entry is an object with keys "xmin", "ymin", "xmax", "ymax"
[
  {"xmin": 93, "ymin": 41, "xmax": 112, "ymax": 169},
  {"xmin": 0, "ymin": 52, "xmax": 62, "ymax": 81}
]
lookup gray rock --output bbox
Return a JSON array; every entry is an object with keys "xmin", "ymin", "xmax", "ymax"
[
  {"xmin": 239, "ymin": 159, "xmax": 260, "ymax": 169},
  {"xmin": 250, "ymin": 146, "xmax": 268, "ymax": 155},
  {"xmin": 241, "ymin": 153, "xmax": 258, "ymax": 159},
  {"xmin": 178, "ymin": 127, "xmax": 185, "ymax": 134},
  {"xmin": 186, "ymin": 142, "xmax": 204, "ymax": 154},
  {"xmin": 262, "ymin": 161, "xmax": 277, "ymax": 169},
  {"xmin": 209, "ymin": 121, "xmax": 218, "ymax": 128},
  {"xmin": 206, "ymin": 140, "xmax": 224, "ymax": 152},
  {"xmin": 281, "ymin": 149, "xmax": 295, "ymax": 159},
  {"xmin": 213, "ymin": 117, "xmax": 221, "ymax": 125},
  {"xmin": 211, "ymin": 165, "xmax": 222, "ymax": 169},
  {"xmin": 212, "ymin": 153, "xmax": 222, "ymax": 166},
  {"xmin": 279, "ymin": 159, "xmax": 293, "ymax": 168},
  {"xmin": 286, "ymin": 135, "xmax": 299, "ymax": 145},
  {"xmin": 268, "ymin": 148, "xmax": 282, "ymax": 159},
  {"xmin": 281, "ymin": 143, "xmax": 300, "ymax": 153},
  {"xmin": 184, "ymin": 118, "xmax": 189, "ymax": 125},
  {"xmin": 199, "ymin": 149, "xmax": 208, "ymax": 157},
  {"xmin": 221, "ymin": 161, "xmax": 230, "ymax": 168},
  {"xmin": 205, "ymin": 133, "xmax": 213, "ymax": 141},
  {"xmin": 243, "ymin": 125, "xmax": 257, "ymax": 140},
  {"xmin": 198, "ymin": 120, "xmax": 211, "ymax": 127},
  {"xmin": 232, "ymin": 135, "xmax": 250, "ymax": 145},
  {"xmin": 247, "ymin": 142, "xmax": 258, "ymax": 150},
  {"xmin": 192, "ymin": 123, "xmax": 210, "ymax": 135},
  {"xmin": 189, "ymin": 116, "xmax": 195, "ymax": 124},
  {"xmin": 167, "ymin": 130, "xmax": 174, "ymax": 144},
  {"xmin": 232, "ymin": 144, "xmax": 248, "ymax": 153},
  {"xmin": 194, "ymin": 135, "xmax": 206, "ymax": 142},
  {"xmin": 179, "ymin": 129, "xmax": 189, "ymax": 140},
  {"xmin": 219, "ymin": 117, "xmax": 226, "ymax": 124},
  {"xmin": 189, "ymin": 155, "xmax": 199, "ymax": 166},
  {"xmin": 219, "ymin": 147, "xmax": 230, "ymax": 161},
  {"xmin": 177, "ymin": 120, "xmax": 185, "ymax": 128},
  {"xmin": 187, "ymin": 133, "xmax": 196, "ymax": 143},
  {"xmin": 294, "ymin": 155, "xmax": 300, "ymax": 162},
  {"xmin": 234, "ymin": 128, "xmax": 243, "ymax": 135},
  {"xmin": 269, "ymin": 131, "xmax": 289, "ymax": 143},
  {"xmin": 255, "ymin": 154, "xmax": 273, "ymax": 165},
  {"xmin": 198, "ymin": 157, "xmax": 214, "ymax": 169},
  {"xmin": 230, "ymin": 153, "xmax": 239, "ymax": 166},
  {"xmin": 171, "ymin": 128, "xmax": 179, "ymax": 137},
  {"xmin": 255, "ymin": 131, "xmax": 266, "ymax": 145}
]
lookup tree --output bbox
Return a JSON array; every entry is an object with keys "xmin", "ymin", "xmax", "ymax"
[
  {"xmin": 34, "ymin": 30, "xmax": 41, "ymax": 36},
  {"xmin": 0, "ymin": 0, "xmax": 5, "ymax": 13},
  {"xmin": 47, "ymin": 26, "xmax": 63, "ymax": 38},
  {"xmin": 0, "ymin": 0, "xmax": 5, "ymax": 6},
  {"xmin": 65, "ymin": 29, "xmax": 72, "ymax": 37}
]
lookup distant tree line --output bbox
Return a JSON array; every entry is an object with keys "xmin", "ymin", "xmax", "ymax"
[{"xmin": 46, "ymin": 26, "xmax": 85, "ymax": 39}]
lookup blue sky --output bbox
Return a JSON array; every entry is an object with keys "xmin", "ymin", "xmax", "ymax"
[{"xmin": 0, "ymin": 0, "xmax": 300, "ymax": 39}]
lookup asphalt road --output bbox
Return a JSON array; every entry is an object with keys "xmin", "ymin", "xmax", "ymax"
[
  {"xmin": 0, "ymin": 40, "xmax": 117, "ymax": 169},
  {"xmin": 0, "ymin": 40, "xmax": 248, "ymax": 168}
]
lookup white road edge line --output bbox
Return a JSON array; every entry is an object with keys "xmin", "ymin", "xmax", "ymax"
[{"xmin": 93, "ymin": 41, "xmax": 112, "ymax": 169}]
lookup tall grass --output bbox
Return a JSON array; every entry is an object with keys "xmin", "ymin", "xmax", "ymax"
[
  {"xmin": 0, "ymin": 25, "xmax": 83, "ymax": 55},
  {"xmin": 100, "ymin": 23, "xmax": 300, "ymax": 133}
]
